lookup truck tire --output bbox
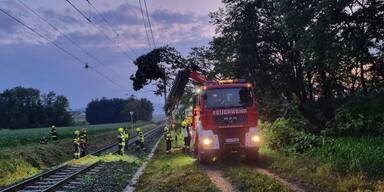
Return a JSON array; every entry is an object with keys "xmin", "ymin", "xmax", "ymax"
[
  {"xmin": 246, "ymin": 151, "xmax": 259, "ymax": 162},
  {"xmin": 198, "ymin": 152, "xmax": 211, "ymax": 164}
]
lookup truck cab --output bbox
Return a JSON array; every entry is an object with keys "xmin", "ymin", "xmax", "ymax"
[{"xmin": 192, "ymin": 80, "xmax": 260, "ymax": 163}]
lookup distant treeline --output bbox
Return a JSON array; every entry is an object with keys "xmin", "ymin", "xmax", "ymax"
[
  {"xmin": 0, "ymin": 87, "xmax": 73, "ymax": 129},
  {"xmin": 85, "ymin": 96, "xmax": 154, "ymax": 124}
]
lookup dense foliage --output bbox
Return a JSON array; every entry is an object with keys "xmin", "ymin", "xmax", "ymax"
[
  {"xmin": 85, "ymin": 96, "xmax": 153, "ymax": 124},
  {"xmin": 208, "ymin": 0, "xmax": 383, "ymax": 128},
  {"xmin": 0, "ymin": 87, "xmax": 72, "ymax": 129},
  {"xmin": 130, "ymin": 46, "xmax": 187, "ymax": 96},
  {"xmin": 327, "ymin": 92, "xmax": 384, "ymax": 136}
]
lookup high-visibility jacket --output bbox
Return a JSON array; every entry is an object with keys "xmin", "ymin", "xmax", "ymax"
[
  {"xmin": 51, "ymin": 129, "xmax": 58, "ymax": 139},
  {"xmin": 80, "ymin": 132, "xmax": 87, "ymax": 144},
  {"xmin": 123, "ymin": 130, "xmax": 129, "ymax": 140},
  {"xmin": 73, "ymin": 136, "xmax": 80, "ymax": 145},
  {"xmin": 164, "ymin": 128, "xmax": 172, "ymax": 141}
]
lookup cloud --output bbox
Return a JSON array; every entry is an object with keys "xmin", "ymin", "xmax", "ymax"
[
  {"xmin": 152, "ymin": 9, "xmax": 194, "ymax": 24},
  {"xmin": 99, "ymin": 3, "xmax": 142, "ymax": 26}
]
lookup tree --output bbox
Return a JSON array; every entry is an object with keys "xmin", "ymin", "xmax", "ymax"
[
  {"xmin": 207, "ymin": 0, "xmax": 384, "ymax": 125},
  {"xmin": 0, "ymin": 87, "xmax": 73, "ymax": 129},
  {"xmin": 85, "ymin": 97, "xmax": 154, "ymax": 124}
]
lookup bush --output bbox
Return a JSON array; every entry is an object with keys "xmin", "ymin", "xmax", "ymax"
[
  {"xmin": 261, "ymin": 117, "xmax": 323, "ymax": 153},
  {"xmin": 326, "ymin": 92, "xmax": 384, "ymax": 136},
  {"xmin": 291, "ymin": 131, "xmax": 323, "ymax": 153},
  {"xmin": 260, "ymin": 118, "xmax": 298, "ymax": 150}
]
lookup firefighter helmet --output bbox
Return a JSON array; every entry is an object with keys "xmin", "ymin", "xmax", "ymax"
[
  {"xmin": 135, "ymin": 127, "xmax": 141, "ymax": 132},
  {"xmin": 118, "ymin": 127, "xmax": 124, "ymax": 133},
  {"xmin": 74, "ymin": 130, "xmax": 80, "ymax": 135}
]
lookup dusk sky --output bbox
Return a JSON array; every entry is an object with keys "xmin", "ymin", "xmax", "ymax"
[{"xmin": 0, "ymin": 0, "xmax": 223, "ymax": 114}]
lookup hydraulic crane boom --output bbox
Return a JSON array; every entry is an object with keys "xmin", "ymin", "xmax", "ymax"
[{"xmin": 164, "ymin": 65, "xmax": 210, "ymax": 116}]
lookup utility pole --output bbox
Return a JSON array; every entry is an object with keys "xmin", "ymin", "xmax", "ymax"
[
  {"xmin": 130, "ymin": 111, "xmax": 134, "ymax": 136},
  {"xmin": 162, "ymin": 66, "xmax": 167, "ymax": 107}
]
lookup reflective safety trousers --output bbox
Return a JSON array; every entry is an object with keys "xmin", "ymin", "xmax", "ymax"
[
  {"xmin": 118, "ymin": 134, "xmax": 125, "ymax": 146},
  {"xmin": 138, "ymin": 132, "xmax": 144, "ymax": 142}
]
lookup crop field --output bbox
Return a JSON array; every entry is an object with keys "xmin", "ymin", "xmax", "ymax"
[
  {"xmin": 261, "ymin": 136, "xmax": 384, "ymax": 191},
  {"xmin": 0, "ymin": 121, "xmax": 151, "ymax": 149}
]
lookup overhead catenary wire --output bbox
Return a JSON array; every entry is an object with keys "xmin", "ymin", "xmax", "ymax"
[
  {"xmin": 138, "ymin": 0, "xmax": 153, "ymax": 48},
  {"xmin": 65, "ymin": 0, "xmax": 135, "ymax": 62},
  {"xmin": 16, "ymin": 0, "xmax": 122, "ymax": 78},
  {"xmin": 85, "ymin": 0, "xmax": 139, "ymax": 56},
  {"xmin": 0, "ymin": 7, "xmax": 129, "ymax": 92},
  {"xmin": 143, "ymin": 0, "xmax": 156, "ymax": 48}
]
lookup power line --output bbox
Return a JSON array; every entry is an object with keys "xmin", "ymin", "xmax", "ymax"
[
  {"xmin": 65, "ymin": 0, "xmax": 91, "ymax": 22},
  {"xmin": 16, "ymin": 0, "xmax": 122, "ymax": 78},
  {"xmin": 0, "ymin": 8, "xmax": 85, "ymax": 64},
  {"xmin": 65, "ymin": 0, "xmax": 135, "ymax": 62},
  {"xmin": 0, "ymin": 7, "xmax": 129, "ymax": 92},
  {"xmin": 85, "ymin": 0, "xmax": 139, "ymax": 56},
  {"xmin": 138, "ymin": 0, "xmax": 153, "ymax": 48},
  {"xmin": 143, "ymin": 0, "xmax": 156, "ymax": 48}
]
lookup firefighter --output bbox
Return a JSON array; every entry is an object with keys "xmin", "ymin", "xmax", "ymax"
[
  {"xmin": 164, "ymin": 126, "xmax": 172, "ymax": 154},
  {"xmin": 50, "ymin": 125, "xmax": 59, "ymax": 143},
  {"xmin": 73, "ymin": 130, "xmax": 81, "ymax": 159},
  {"xmin": 182, "ymin": 120, "xmax": 191, "ymax": 153},
  {"xmin": 40, "ymin": 135, "xmax": 48, "ymax": 145},
  {"xmin": 123, "ymin": 127, "xmax": 130, "ymax": 150},
  {"xmin": 117, "ymin": 127, "xmax": 125, "ymax": 155},
  {"xmin": 80, "ymin": 128, "xmax": 88, "ymax": 157},
  {"xmin": 135, "ymin": 127, "xmax": 145, "ymax": 150}
]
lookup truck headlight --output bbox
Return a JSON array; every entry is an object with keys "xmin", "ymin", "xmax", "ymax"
[
  {"xmin": 251, "ymin": 135, "xmax": 260, "ymax": 143},
  {"xmin": 202, "ymin": 137, "xmax": 212, "ymax": 145}
]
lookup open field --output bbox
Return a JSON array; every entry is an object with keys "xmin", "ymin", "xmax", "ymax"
[{"xmin": 0, "ymin": 121, "xmax": 151, "ymax": 149}]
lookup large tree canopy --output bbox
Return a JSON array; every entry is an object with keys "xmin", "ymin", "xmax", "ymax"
[{"xmin": 130, "ymin": 46, "xmax": 187, "ymax": 95}]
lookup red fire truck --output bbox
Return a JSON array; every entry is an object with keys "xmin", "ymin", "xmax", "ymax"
[{"xmin": 165, "ymin": 65, "xmax": 260, "ymax": 163}]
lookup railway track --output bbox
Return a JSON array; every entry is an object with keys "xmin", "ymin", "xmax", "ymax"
[{"xmin": 1, "ymin": 125, "xmax": 164, "ymax": 192}]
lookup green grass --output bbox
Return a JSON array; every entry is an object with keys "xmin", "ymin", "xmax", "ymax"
[
  {"xmin": 135, "ymin": 139, "xmax": 218, "ymax": 192},
  {"xmin": 310, "ymin": 137, "xmax": 384, "ymax": 178},
  {"xmin": 0, "ymin": 122, "xmax": 155, "ymax": 188},
  {"xmin": 260, "ymin": 136, "xmax": 384, "ymax": 192},
  {"xmin": 224, "ymin": 165, "xmax": 293, "ymax": 192},
  {"xmin": 0, "ymin": 121, "xmax": 149, "ymax": 149}
]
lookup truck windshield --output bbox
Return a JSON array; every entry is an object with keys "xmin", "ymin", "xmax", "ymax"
[{"xmin": 204, "ymin": 87, "xmax": 253, "ymax": 108}]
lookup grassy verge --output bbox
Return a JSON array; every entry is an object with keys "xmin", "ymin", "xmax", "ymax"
[
  {"xmin": 0, "ymin": 123, "xmax": 155, "ymax": 188},
  {"xmin": 135, "ymin": 139, "xmax": 218, "ymax": 192},
  {"xmin": 223, "ymin": 165, "xmax": 293, "ymax": 192},
  {"xmin": 0, "ymin": 121, "xmax": 149, "ymax": 148},
  {"xmin": 260, "ymin": 137, "xmax": 384, "ymax": 192}
]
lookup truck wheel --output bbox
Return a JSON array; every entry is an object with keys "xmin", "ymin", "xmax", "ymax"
[
  {"xmin": 198, "ymin": 152, "xmax": 211, "ymax": 164},
  {"xmin": 247, "ymin": 151, "xmax": 259, "ymax": 161}
]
